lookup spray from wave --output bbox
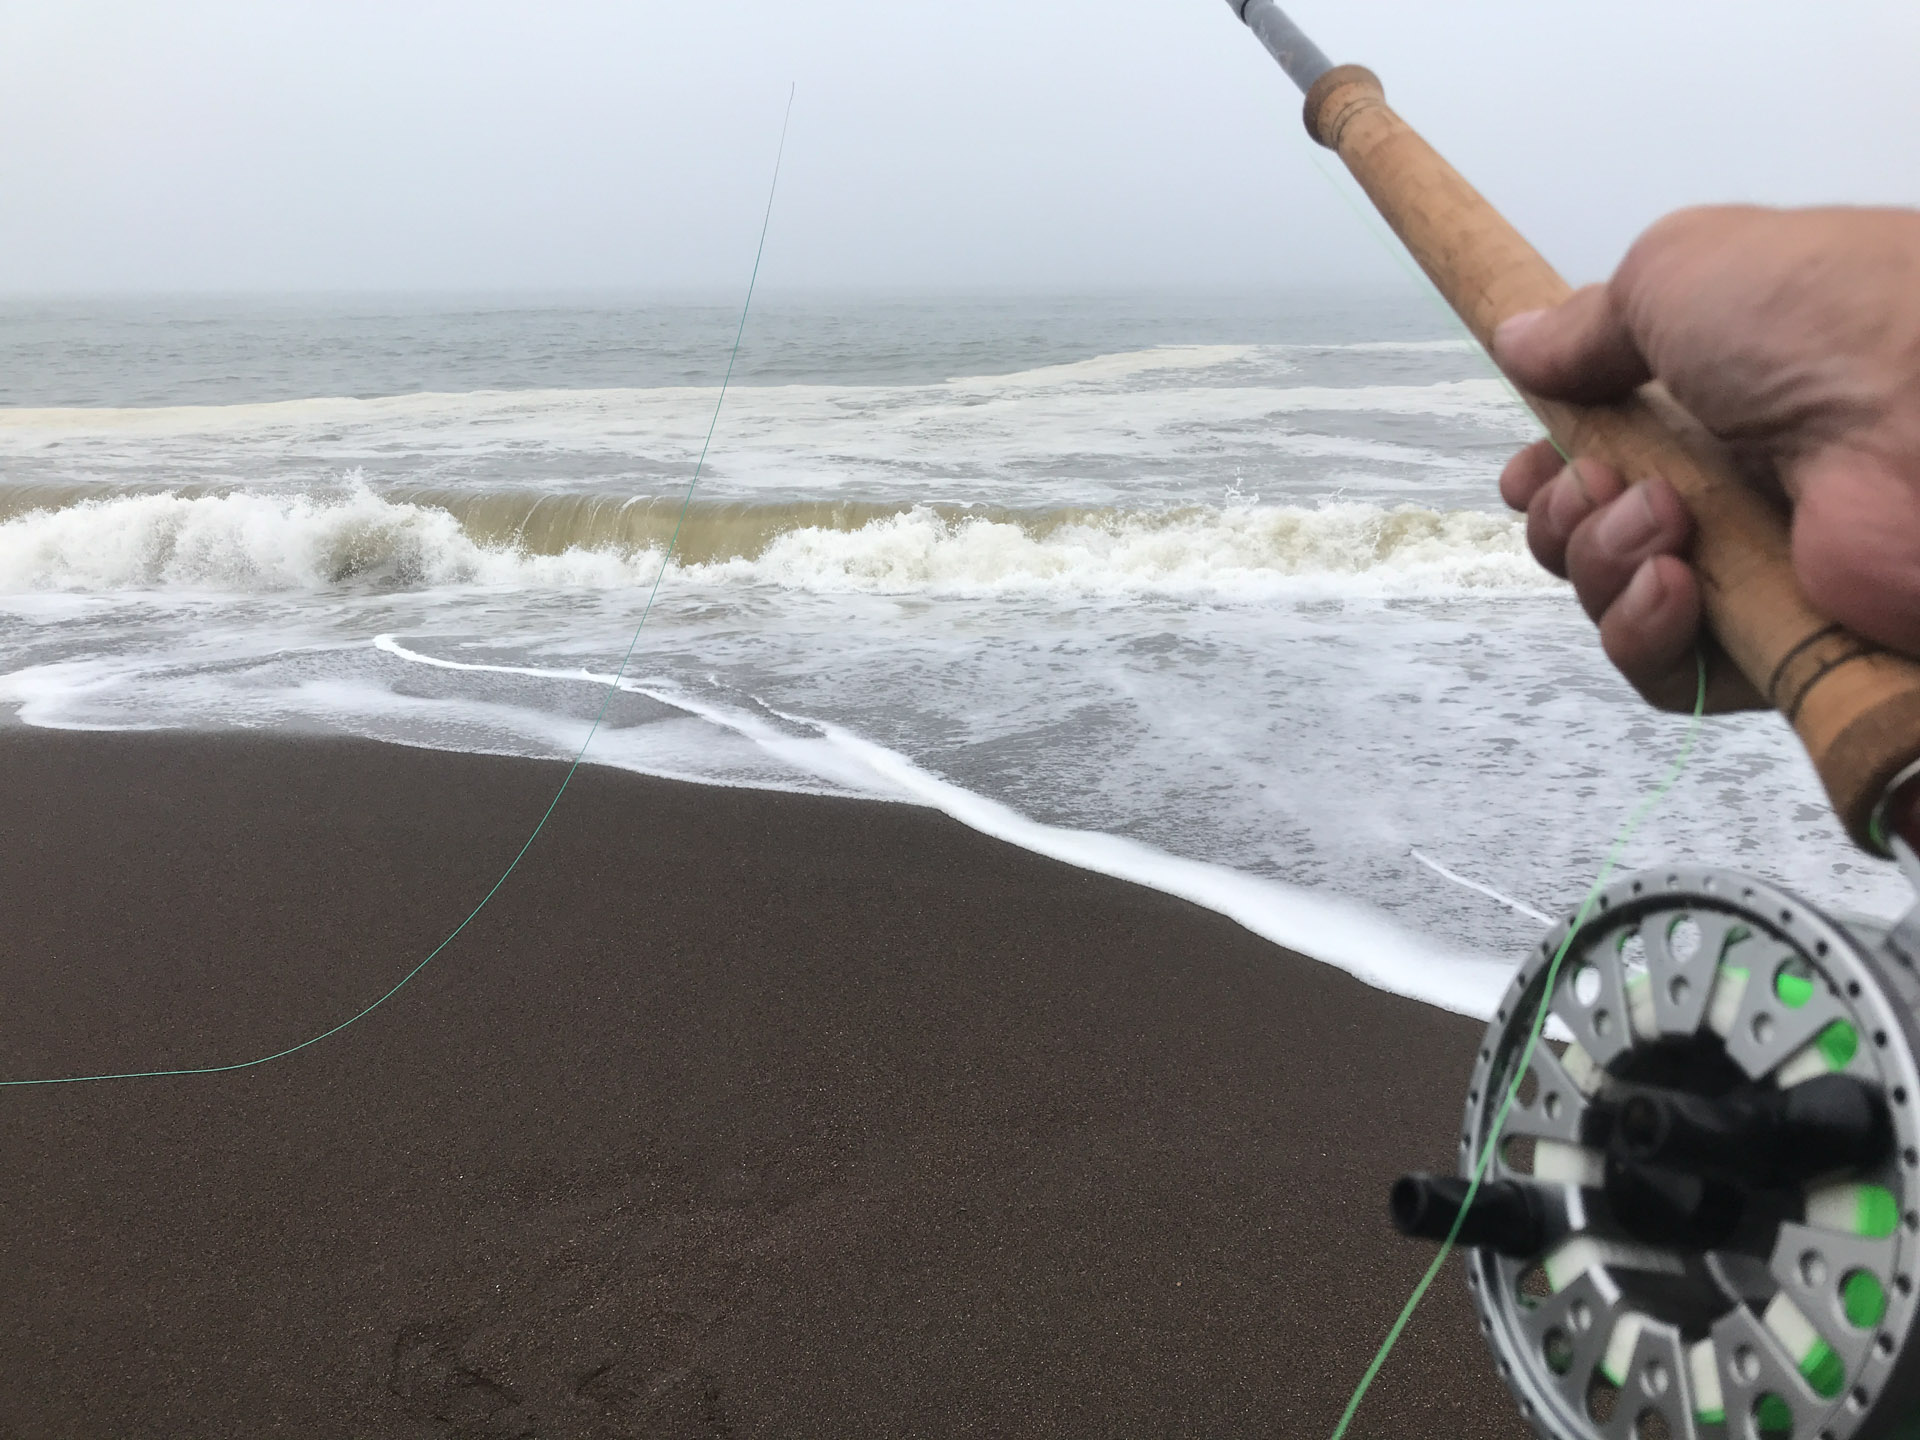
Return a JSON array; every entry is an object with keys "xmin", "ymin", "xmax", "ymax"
[{"xmin": 0, "ymin": 481, "xmax": 1558, "ymax": 598}]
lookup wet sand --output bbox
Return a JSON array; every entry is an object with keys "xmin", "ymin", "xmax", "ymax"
[{"xmin": 0, "ymin": 730, "xmax": 1526, "ymax": 1438}]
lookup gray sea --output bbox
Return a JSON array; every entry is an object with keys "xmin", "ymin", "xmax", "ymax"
[{"xmin": 1, "ymin": 292, "xmax": 1900, "ymax": 1014}]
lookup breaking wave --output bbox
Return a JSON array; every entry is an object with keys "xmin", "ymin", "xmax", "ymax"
[
  {"xmin": 0, "ymin": 483, "xmax": 1555, "ymax": 598},
  {"xmin": 723, "ymin": 500, "xmax": 1548, "ymax": 596},
  {"xmin": 0, "ymin": 485, "xmax": 657, "ymax": 591}
]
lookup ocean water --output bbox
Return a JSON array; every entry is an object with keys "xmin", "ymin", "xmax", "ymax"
[{"xmin": 1, "ymin": 292, "xmax": 1904, "ymax": 1016}]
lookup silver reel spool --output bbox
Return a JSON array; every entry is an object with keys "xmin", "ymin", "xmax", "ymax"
[{"xmin": 1395, "ymin": 865, "xmax": 1920, "ymax": 1440}]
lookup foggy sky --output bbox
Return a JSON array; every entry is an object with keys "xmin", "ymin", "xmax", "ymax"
[{"xmin": 2, "ymin": 0, "xmax": 1916, "ymax": 295}]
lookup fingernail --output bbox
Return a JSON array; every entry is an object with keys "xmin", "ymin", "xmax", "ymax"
[
  {"xmin": 1545, "ymin": 464, "xmax": 1596, "ymax": 534},
  {"xmin": 1594, "ymin": 484, "xmax": 1661, "ymax": 554},
  {"xmin": 1621, "ymin": 556, "xmax": 1668, "ymax": 613},
  {"xmin": 1492, "ymin": 309, "xmax": 1546, "ymax": 353}
]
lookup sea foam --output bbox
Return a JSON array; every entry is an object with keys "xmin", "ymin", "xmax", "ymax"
[{"xmin": 374, "ymin": 635, "xmax": 1520, "ymax": 1020}]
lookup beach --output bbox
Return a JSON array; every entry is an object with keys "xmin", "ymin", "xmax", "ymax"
[{"xmin": 0, "ymin": 729, "xmax": 1526, "ymax": 1438}]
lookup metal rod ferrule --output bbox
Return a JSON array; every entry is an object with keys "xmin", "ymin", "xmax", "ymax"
[{"xmin": 1224, "ymin": 0, "xmax": 1334, "ymax": 95}]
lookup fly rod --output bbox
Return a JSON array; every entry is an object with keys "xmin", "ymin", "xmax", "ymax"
[
  {"xmin": 1225, "ymin": 7, "xmax": 1920, "ymax": 1440},
  {"xmin": 1227, "ymin": 0, "xmax": 1920, "ymax": 858}
]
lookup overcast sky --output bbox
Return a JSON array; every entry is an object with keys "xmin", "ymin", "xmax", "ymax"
[{"xmin": 2, "ymin": 0, "xmax": 1916, "ymax": 295}]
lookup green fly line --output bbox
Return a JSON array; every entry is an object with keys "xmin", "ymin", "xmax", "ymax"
[
  {"xmin": 1327, "ymin": 652, "xmax": 1705, "ymax": 1439},
  {"xmin": 1297, "ymin": 149, "xmax": 1717, "ymax": 1437},
  {"xmin": 1301, "ymin": 136, "xmax": 1711, "ymax": 1434},
  {"xmin": 0, "ymin": 88, "xmax": 797, "ymax": 1091}
]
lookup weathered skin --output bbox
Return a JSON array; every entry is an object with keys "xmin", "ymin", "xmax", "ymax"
[{"xmin": 1494, "ymin": 205, "xmax": 1920, "ymax": 714}]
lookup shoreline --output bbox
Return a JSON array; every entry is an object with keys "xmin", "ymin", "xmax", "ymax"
[{"xmin": 0, "ymin": 728, "xmax": 1525, "ymax": 1437}]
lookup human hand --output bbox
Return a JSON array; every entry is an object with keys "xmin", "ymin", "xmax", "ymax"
[{"xmin": 1492, "ymin": 205, "xmax": 1920, "ymax": 713}]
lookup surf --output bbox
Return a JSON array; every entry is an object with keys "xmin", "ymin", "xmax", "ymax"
[{"xmin": 0, "ymin": 481, "xmax": 1550, "ymax": 598}]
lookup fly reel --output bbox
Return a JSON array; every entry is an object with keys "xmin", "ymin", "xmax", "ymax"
[{"xmin": 1393, "ymin": 865, "xmax": 1920, "ymax": 1440}]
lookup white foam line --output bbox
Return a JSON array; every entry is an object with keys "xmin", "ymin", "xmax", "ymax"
[
  {"xmin": 373, "ymin": 634, "xmax": 902, "ymax": 798},
  {"xmin": 375, "ymin": 634, "xmax": 1517, "ymax": 1020},
  {"xmin": 0, "ymin": 656, "xmax": 169, "ymax": 730},
  {"xmin": 771, "ymin": 710, "xmax": 1514, "ymax": 1019},
  {"xmin": 1411, "ymin": 848, "xmax": 1552, "ymax": 924},
  {"xmin": 373, "ymin": 634, "xmax": 611, "ymax": 689}
]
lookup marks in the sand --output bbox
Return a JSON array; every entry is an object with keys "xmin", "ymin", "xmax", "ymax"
[
  {"xmin": 573, "ymin": 1362, "xmax": 728, "ymax": 1439},
  {"xmin": 389, "ymin": 1323, "xmax": 522, "ymax": 1434},
  {"xmin": 387, "ymin": 1319, "xmax": 731, "ymax": 1440},
  {"xmin": 372, "ymin": 1157, "xmax": 845, "ymax": 1438}
]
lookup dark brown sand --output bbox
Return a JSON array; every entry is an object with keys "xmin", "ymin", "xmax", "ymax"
[{"xmin": 0, "ymin": 730, "xmax": 1527, "ymax": 1439}]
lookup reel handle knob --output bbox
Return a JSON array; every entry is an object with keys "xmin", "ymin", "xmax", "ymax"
[{"xmin": 1389, "ymin": 1173, "xmax": 1546, "ymax": 1258}]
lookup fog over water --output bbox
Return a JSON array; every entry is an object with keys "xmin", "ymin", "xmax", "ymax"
[{"xmin": 1, "ymin": 1, "xmax": 1916, "ymax": 295}]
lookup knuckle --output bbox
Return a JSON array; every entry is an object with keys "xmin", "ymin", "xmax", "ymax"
[
  {"xmin": 1626, "ymin": 206, "xmax": 1714, "ymax": 263},
  {"xmin": 1614, "ymin": 211, "xmax": 1705, "ymax": 306},
  {"xmin": 1615, "ymin": 205, "xmax": 1753, "ymax": 305}
]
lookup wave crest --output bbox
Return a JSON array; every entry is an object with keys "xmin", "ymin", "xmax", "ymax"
[
  {"xmin": 0, "ymin": 484, "xmax": 1554, "ymax": 598},
  {"xmin": 0, "ymin": 484, "xmax": 658, "ymax": 592},
  {"xmin": 719, "ymin": 502, "xmax": 1547, "ymax": 597}
]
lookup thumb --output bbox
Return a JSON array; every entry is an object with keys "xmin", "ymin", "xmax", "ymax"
[{"xmin": 1492, "ymin": 284, "xmax": 1652, "ymax": 403}]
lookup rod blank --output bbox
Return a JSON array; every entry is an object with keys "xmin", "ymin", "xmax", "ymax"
[{"xmin": 1225, "ymin": 0, "xmax": 1333, "ymax": 94}]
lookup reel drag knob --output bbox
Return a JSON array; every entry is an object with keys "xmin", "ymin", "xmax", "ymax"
[{"xmin": 1611, "ymin": 1074, "xmax": 1893, "ymax": 1188}]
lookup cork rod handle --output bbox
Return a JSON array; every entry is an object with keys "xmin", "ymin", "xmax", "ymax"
[{"xmin": 1302, "ymin": 65, "xmax": 1920, "ymax": 852}]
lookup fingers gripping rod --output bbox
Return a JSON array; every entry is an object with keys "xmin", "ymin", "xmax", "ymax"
[{"xmin": 1224, "ymin": 0, "xmax": 1920, "ymax": 856}]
